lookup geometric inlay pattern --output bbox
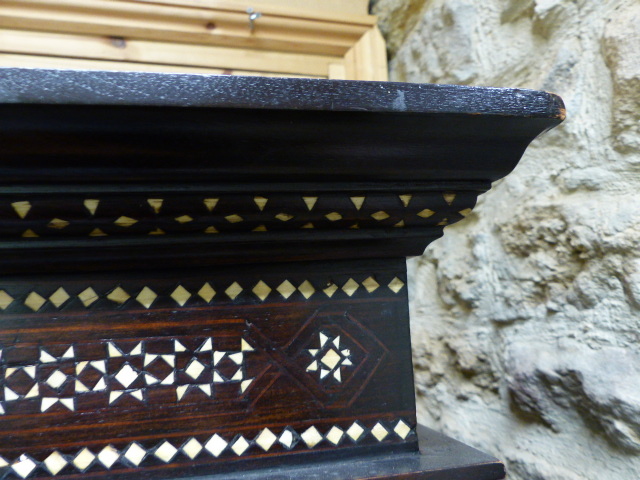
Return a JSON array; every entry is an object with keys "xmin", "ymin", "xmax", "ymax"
[
  {"xmin": 4, "ymin": 190, "xmax": 475, "ymax": 240},
  {"xmin": 0, "ymin": 337, "xmax": 257, "ymax": 416},
  {"xmin": 0, "ymin": 276, "xmax": 406, "ymax": 314},
  {"xmin": 0, "ymin": 418, "xmax": 414, "ymax": 478}
]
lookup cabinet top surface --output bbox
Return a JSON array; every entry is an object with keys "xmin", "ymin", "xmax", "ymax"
[{"xmin": 0, "ymin": 68, "xmax": 565, "ymax": 119}]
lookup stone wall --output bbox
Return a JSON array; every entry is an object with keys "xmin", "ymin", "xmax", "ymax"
[{"xmin": 371, "ymin": 0, "xmax": 640, "ymax": 478}]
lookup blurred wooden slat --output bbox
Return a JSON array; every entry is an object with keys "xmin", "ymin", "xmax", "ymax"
[
  {"xmin": 0, "ymin": 29, "xmax": 338, "ymax": 76},
  {"xmin": 0, "ymin": 0, "xmax": 370, "ymax": 56},
  {"xmin": 0, "ymin": 53, "xmax": 323, "ymax": 78},
  {"xmin": 0, "ymin": 0, "xmax": 387, "ymax": 80}
]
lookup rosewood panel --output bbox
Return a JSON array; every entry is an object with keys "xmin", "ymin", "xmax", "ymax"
[{"xmin": 0, "ymin": 259, "xmax": 416, "ymax": 479}]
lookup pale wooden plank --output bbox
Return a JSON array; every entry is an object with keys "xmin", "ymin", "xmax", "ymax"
[
  {"xmin": 127, "ymin": 0, "xmax": 373, "ymax": 23},
  {"xmin": 0, "ymin": 0, "xmax": 367, "ymax": 56},
  {"xmin": 0, "ymin": 28, "xmax": 338, "ymax": 76},
  {"xmin": 0, "ymin": 53, "xmax": 324, "ymax": 78}
]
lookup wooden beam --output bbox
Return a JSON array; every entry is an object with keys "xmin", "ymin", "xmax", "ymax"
[
  {"xmin": 0, "ymin": 28, "xmax": 338, "ymax": 76},
  {"xmin": 0, "ymin": 53, "xmax": 324, "ymax": 77},
  {"xmin": 127, "ymin": 0, "xmax": 374, "ymax": 23},
  {"xmin": 0, "ymin": 0, "xmax": 371, "ymax": 56}
]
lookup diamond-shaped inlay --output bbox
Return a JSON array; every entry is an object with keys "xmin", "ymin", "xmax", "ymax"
[
  {"xmin": 136, "ymin": 286, "xmax": 157, "ymax": 309},
  {"xmin": 298, "ymin": 280, "xmax": 315, "ymax": 299},
  {"xmin": 124, "ymin": 443, "xmax": 147, "ymax": 466},
  {"xmin": 301, "ymin": 426, "xmax": 323, "ymax": 448},
  {"xmin": 346, "ymin": 422, "xmax": 365, "ymax": 441},
  {"xmin": 73, "ymin": 448, "xmax": 95, "ymax": 471},
  {"xmin": 323, "ymin": 283, "xmax": 338, "ymax": 297},
  {"xmin": 371, "ymin": 211, "xmax": 390, "ymax": 221},
  {"xmin": 325, "ymin": 212, "xmax": 342, "ymax": 221},
  {"xmin": 78, "ymin": 287, "xmax": 99, "ymax": 307},
  {"xmin": 252, "ymin": 281, "xmax": 272, "ymax": 301},
  {"xmin": 275, "ymin": 213, "xmax": 293, "ymax": 221},
  {"xmin": 175, "ymin": 215, "xmax": 193, "ymax": 223},
  {"xmin": 46, "ymin": 370, "xmax": 68, "ymax": 389},
  {"xmin": 48, "ymin": 218, "xmax": 70, "ymax": 229},
  {"xmin": 388, "ymin": 277, "xmax": 405, "ymax": 293},
  {"xmin": 115, "ymin": 364, "xmax": 139, "ymax": 388},
  {"xmin": 205, "ymin": 434, "xmax": 228, "ymax": 457},
  {"xmin": 231, "ymin": 436, "xmax": 250, "ymax": 456},
  {"xmin": 279, "ymin": 429, "xmax": 295, "ymax": 449},
  {"xmin": 198, "ymin": 282, "xmax": 216, "ymax": 302},
  {"xmin": 154, "ymin": 441, "xmax": 178, "ymax": 463},
  {"xmin": 49, "ymin": 287, "xmax": 70, "ymax": 308},
  {"xmin": 362, "ymin": 276, "xmax": 379, "ymax": 293},
  {"xmin": 12, "ymin": 455, "xmax": 37, "ymax": 479},
  {"xmin": 225, "ymin": 214, "xmax": 243, "ymax": 223},
  {"xmin": 394, "ymin": 420, "xmax": 412, "ymax": 439},
  {"xmin": 342, "ymin": 278, "xmax": 359, "ymax": 297},
  {"xmin": 184, "ymin": 359, "xmax": 205, "ymax": 380},
  {"xmin": 417, "ymin": 208, "xmax": 435, "ymax": 218},
  {"xmin": 98, "ymin": 446, "xmax": 120, "ymax": 469},
  {"xmin": 255, "ymin": 428, "xmax": 277, "ymax": 452},
  {"xmin": 114, "ymin": 216, "xmax": 138, "ymax": 227},
  {"xmin": 320, "ymin": 349, "xmax": 341, "ymax": 370},
  {"xmin": 107, "ymin": 286, "xmax": 130, "ymax": 304},
  {"xmin": 44, "ymin": 451, "xmax": 68, "ymax": 476},
  {"xmin": 325, "ymin": 426, "xmax": 344, "ymax": 446},
  {"xmin": 0, "ymin": 290, "xmax": 13, "ymax": 310},
  {"xmin": 171, "ymin": 285, "xmax": 191, "ymax": 306},
  {"xmin": 277, "ymin": 280, "xmax": 296, "ymax": 299},
  {"xmin": 225, "ymin": 282, "xmax": 243, "ymax": 300},
  {"xmin": 371, "ymin": 422, "xmax": 389, "ymax": 441},
  {"xmin": 182, "ymin": 438, "xmax": 203, "ymax": 460},
  {"xmin": 24, "ymin": 291, "xmax": 46, "ymax": 312}
]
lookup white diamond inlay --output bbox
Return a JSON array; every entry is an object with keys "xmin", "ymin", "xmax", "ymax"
[
  {"xmin": 231, "ymin": 436, "xmax": 250, "ymax": 456},
  {"xmin": 98, "ymin": 446, "xmax": 120, "ymax": 469},
  {"xmin": 325, "ymin": 426, "xmax": 344, "ymax": 445},
  {"xmin": 185, "ymin": 359, "xmax": 205, "ymax": 380},
  {"xmin": 346, "ymin": 422, "xmax": 365, "ymax": 441},
  {"xmin": 46, "ymin": 370, "xmax": 67, "ymax": 389},
  {"xmin": 279, "ymin": 429, "xmax": 294, "ymax": 448},
  {"xmin": 301, "ymin": 426, "xmax": 323, "ymax": 448},
  {"xmin": 44, "ymin": 451, "xmax": 68, "ymax": 475},
  {"xmin": 73, "ymin": 448, "xmax": 95, "ymax": 471},
  {"xmin": 320, "ymin": 349, "xmax": 341, "ymax": 370},
  {"xmin": 394, "ymin": 420, "xmax": 411, "ymax": 439},
  {"xmin": 115, "ymin": 364, "xmax": 139, "ymax": 388},
  {"xmin": 124, "ymin": 443, "xmax": 147, "ymax": 466},
  {"xmin": 12, "ymin": 455, "xmax": 37, "ymax": 479},
  {"xmin": 205, "ymin": 434, "xmax": 228, "ymax": 457},
  {"xmin": 371, "ymin": 422, "xmax": 389, "ymax": 441},
  {"xmin": 182, "ymin": 438, "xmax": 203, "ymax": 459},
  {"xmin": 255, "ymin": 428, "xmax": 277, "ymax": 451},
  {"xmin": 154, "ymin": 441, "xmax": 178, "ymax": 463}
]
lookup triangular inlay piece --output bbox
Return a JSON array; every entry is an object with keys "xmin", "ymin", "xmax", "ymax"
[
  {"xmin": 302, "ymin": 196, "xmax": 318, "ymax": 211},
  {"xmin": 147, "ymin": 198, "xmax": 163, "ymax": 213},
  {"xmin": 84, "ymin": 199, "xmax": 100, "ymax": 215}
]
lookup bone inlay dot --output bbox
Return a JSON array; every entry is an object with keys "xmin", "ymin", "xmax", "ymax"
[
  {"xmin": 371, "ymin": 423, "xmax": 389, "ymax": 441},
  {"xmin": 154, "ymin": 442, "xmax": 178, "ymax": 463},
  {"xmin": 98, "ymin": 446, "xmax": 120, "ymax": 469},
  {"xmin": 182, "ymin": 438, "xmax": 203, "ymax": 459},
  {"xmin": 73, "ymin": 448, "xmax": 95, "ymax": 471},
  {"xmin": 205, "ymin": 434, "xmax": 228, "ymax": 457},
  {"xmin": 255, "ymin": 428, "xmax": 277, "ymax": 451},
  {"xmin": 301, "ymin": 427, "xmax": 323, "ymax": 448},
  {"xmin": 124, "ymin": 443, "xmax": 147, "ymax": 466},
  {"xmin": 346, "ymin": 422, "xmax": 365, "ymax": 441},
  {"xmin": 43, "ymin": 451, "xmax": 68, "ymax": 476}
]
